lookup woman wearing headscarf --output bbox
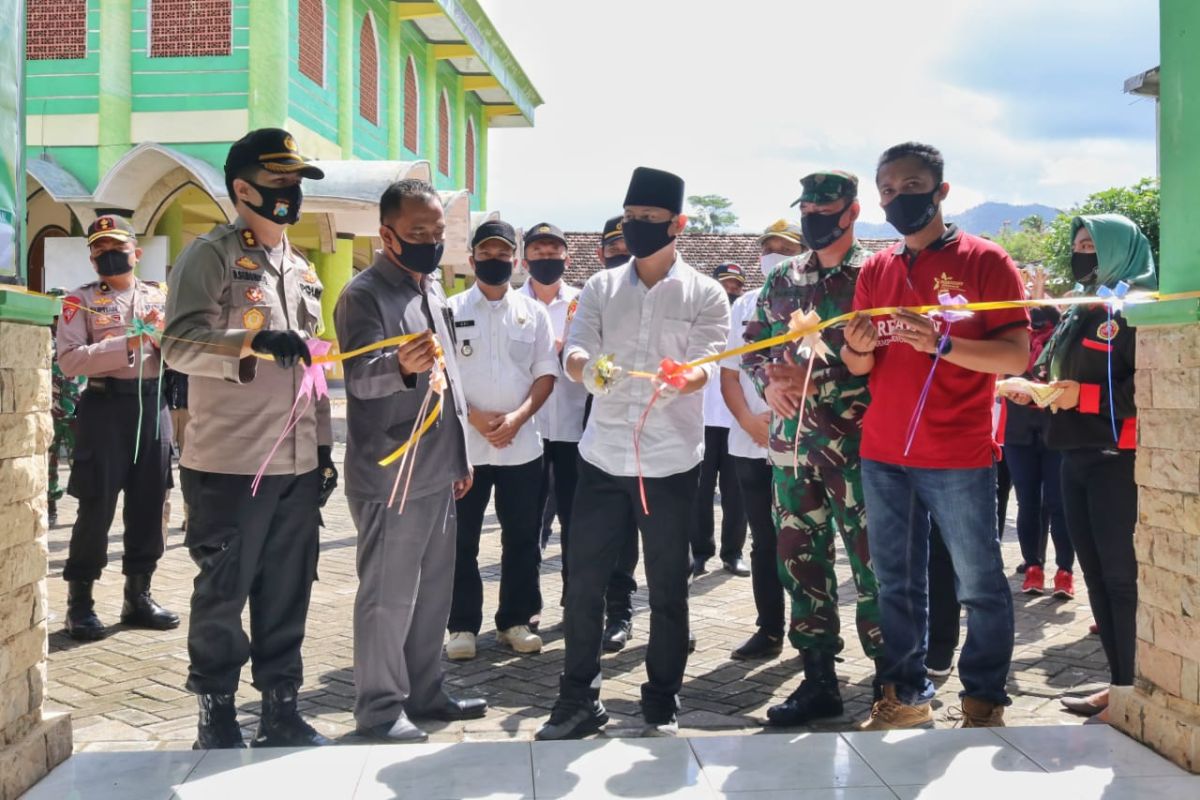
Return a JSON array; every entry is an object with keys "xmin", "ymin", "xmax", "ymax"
[{"xmin": 1040, "ymin": 213, "xmax": 1155, "ymax": 723}]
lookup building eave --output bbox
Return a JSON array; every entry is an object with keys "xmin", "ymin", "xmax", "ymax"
[{"xmin": 1124, "ymin": 65, "xmax": 1161, "ymax": 98}]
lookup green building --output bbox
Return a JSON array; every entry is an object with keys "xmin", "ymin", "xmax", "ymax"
[{"xmin": 22, "ymin": 0, "xmax": 541, "ymax": 334}]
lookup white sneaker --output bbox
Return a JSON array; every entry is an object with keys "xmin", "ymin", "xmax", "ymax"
[
  {"xmin": 926, "ymin": 662, "xmax": 954, "ymax": 678},
  {"xmin": 497, "ymin": 625, "xmax": 543, "ymax": 654},
  {"xmin": 446, "ymin": 631, "xmax": 476, "ymax": 661}
]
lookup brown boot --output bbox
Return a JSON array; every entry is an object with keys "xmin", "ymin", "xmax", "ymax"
[
  {"xmin": 958, "ymin": 696, "xmax": 1005, "ymax": 728},
  {"xmin": 858, "ymin": 685, "xmax": 934, "ymax": 731}
]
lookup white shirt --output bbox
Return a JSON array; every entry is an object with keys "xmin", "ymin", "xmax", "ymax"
[
  {"xmin": 521, "ymin": 280, "xmax": 588, "ymax": 443},
  {"xmin": 565, "ymin": 256, "xmax": 730, "ymax": 478},
  {"xmin": 702, "ymin": 305, "xmax": 735, "ymax": 429},
  {"xmin": 447, "ymin": 284, "xmax": 558, "ymax": 466},
  {"xmin": 723, "ymin": 289, "xmax": 770, "ymax": 460}
]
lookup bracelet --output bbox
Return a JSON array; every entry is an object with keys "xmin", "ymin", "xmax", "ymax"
[{"xmin": 845, "ymin": 343, "xmax": 873, "ymax": 358}]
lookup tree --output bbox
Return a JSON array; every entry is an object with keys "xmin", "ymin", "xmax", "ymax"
[
  {"xmin": 994, "ymin": 227, "xmax": 1048, "ymax": 266},
  {"xmin": 1044, "ymin": 178, "xmax": 1160, "ymax": 288},
  {"xmin": 686, "ymin": 194, "xmax": 738, "ymax": 234},
  {"xmin": 1020, "ymin": 214, "xmax": 1045, "ymax": 234}
]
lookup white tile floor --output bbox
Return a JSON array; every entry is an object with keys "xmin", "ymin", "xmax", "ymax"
[{"xmin": 22, "ymin": 726, "xmax": 1199, "ymax": 800}]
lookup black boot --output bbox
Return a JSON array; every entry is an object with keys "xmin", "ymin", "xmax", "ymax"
[
  {"xmin": 251, "ymin": 684, "xmax": 331, "ymax": 747},
  {"xmin": 194, "ymin": 694, "xmax": 245, "ymax": 749},
  {"xmin": 120, "ymin": 574, "xmax": 180, "ymax": 630},
  {"xmin": 766, "ymin": 649, "xmax": 844, "ymax": 726},
  {"xmin": 65, "ymin": 580, "xmax": 106, "ymax": 641}
]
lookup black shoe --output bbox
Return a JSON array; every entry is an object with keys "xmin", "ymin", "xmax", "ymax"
[
  {"xmin": 251, "ymin": 685, "xmax": 331, "ymax": 747},
  {"xmin": 766, "ymin": 650, "xmax": 844, "ymax": 726},
  {"xmin": 731, "ymin": 629, "xmax": 783, "ymax": 661},
  {"xmin": 691, "ymin": 557, "xmax": 709, "ymax": 578},
  {"xmin": 722, "ymin": 556, "xmax": 751, "ymax": 577},
  {"xmin": 688, "ymin": 630, "xmax": 696, "ymax": 653},
  {"xmin": 535, "ymin": 699, "xmax": 609, "ymax": 741},
  {"xmin": 602, "ymin": 620, "xmax": 633, "ymax": 653},
  {"xmin": 194, "ymin": 694, "xmax": 245, "ymax": 749},
  {"xmin": 48, "ymin": 499, "xmax": 57, "ymax": 528},
  {"xmin": 410, "ymin": 695, "xmax": 488, "ymax": 721},
  {"xmin": 65, "ymin": 580, "xmax": 106, "ymax": 641},
  {"xmin": 120, "ymin": 574, "xmax": 180, "ymax": 630}
]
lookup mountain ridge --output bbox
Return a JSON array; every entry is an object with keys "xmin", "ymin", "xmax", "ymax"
[{"xmin": 853, "ymin": 201, "xmax": 1063, "ymax": 238}]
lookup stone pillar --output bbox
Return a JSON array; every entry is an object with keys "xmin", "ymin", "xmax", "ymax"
[{"xmin": 0, "ymin": 318, "xmax": 72, "ymax": 800}]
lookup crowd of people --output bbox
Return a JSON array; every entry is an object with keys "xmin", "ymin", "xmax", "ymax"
[{"xmin": 46, "ymin": 127, "xmax": 1154, "ymax": 747}]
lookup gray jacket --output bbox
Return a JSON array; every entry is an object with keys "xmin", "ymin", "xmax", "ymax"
[{"xmin": 334, "ymin": 252, "xmax": 469, "ymax": 502}]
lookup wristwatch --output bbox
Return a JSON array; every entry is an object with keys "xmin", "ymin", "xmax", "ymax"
[{"xmin": 937, "ymin": 336, "xmax": 954, "ymax": 357}]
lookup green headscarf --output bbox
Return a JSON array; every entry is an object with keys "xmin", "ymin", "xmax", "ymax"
[{"xmin": 1041, "ymin": 213, "xmax": 1157, "ymax": 379}]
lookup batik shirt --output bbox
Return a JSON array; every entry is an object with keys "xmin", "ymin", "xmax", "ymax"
[{"xmin": 742, "ymin": 241, "xmax": 870, "ymax": 470}]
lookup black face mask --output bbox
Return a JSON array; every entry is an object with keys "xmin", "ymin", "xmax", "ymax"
[
  {"xmin": 622, "ymin": 218, "xmax": 675, "ymax": 258},
  {"xmin": 603, "ymin": 253, "xmax": 629, "ymax": 269},
  {"xmin": 884, "ymin": 188, "xmax": 940, "ymax": 236},
  {"xmin": 801, "ymin": 209, "xmax": 848, "ymax": 250},
  {"xmin": 527, "ymin": 258, "xmax": 565, "ymax": 285},
  {"xmin": 94, "ymin": 250, "xmax": 134, "ymax": 277},
  {"xmin": 243, "ymin": 181, "xmax": 303, "ymax": 225},
  {"xmin": 474, "ymin": 258, "xmax": 513, "ymax": 286},
  {"xmin": 386, "ymin": 227, "xmax": 444, "ymax": 274},
  {"xmin": 1071, "ymin": 251, "xmax": 1099, "ymax": 283}
]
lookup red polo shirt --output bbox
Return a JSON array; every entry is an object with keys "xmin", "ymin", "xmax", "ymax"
[{"xmin": 853, "ymin": 227, "xmax": 1029, "ymax": 469}]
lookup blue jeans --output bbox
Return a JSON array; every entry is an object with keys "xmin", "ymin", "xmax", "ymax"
[{"xmin": 862, "ymin": 459, "xmax": 1014, "ymax": 706}]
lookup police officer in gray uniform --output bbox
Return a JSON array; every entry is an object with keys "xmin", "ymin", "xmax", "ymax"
[
  {"xmin": 164, "ymin": 128, "xmax": 337, "ymax": 750},
  {"xmin": 334, "ymin": 178, "xmax": 487, "ymax": 743}
]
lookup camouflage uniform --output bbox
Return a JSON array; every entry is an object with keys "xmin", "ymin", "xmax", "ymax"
[
  {"xmin": 743, "ymin": 196, "xmax": 882, "ymax": 659},
  {"xmin": 49, "ymin": 340, "xmax": 85, "ymax": 505}
]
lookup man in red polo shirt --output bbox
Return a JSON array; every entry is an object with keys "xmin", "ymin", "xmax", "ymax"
[{"xmin": 842, "ymin": 142, "xmax": 1030, "ymax": 730}]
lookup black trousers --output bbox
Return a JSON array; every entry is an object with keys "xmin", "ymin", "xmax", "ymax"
[
  {"xmin": 691, "ymin": 426, "xmax": 747, "ymax": 562},
  {"xmin": 562, "ymin": 460, "xmax": 699, "ymax": 715},
  {"xmin": 539, "ymin": 441, "xmax": 639, "ymax": 623},
  {"xmin": 182, "ymin": 467, "xmax": 320, "ymax": 694},
  {"xmin": 1006, "ymin": 435, "xmax": 1074, "ymax": 572},
  {"xmin": 731, "ymin": 456, "xmax": 784, "ymax": 637},
  {"xmin": 996, "ymin": 456, "xmax": 1012, "ymax": 538},
  {"xmin": 927, "ymin": 521, "xmax": 961, "ymax": 668},
  {"xmin": 450, "ymin": 459, "xmax": 543, "ymax": 634},
  {"xmin": 64, "ymin": 388, "xmax": 172, "ymax": 582},
  {"xmin": 1062, "ymin": 449, "xmax": 1138, "ymax": 685}
]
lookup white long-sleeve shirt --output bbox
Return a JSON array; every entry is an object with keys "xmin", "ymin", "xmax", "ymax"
[
  {"xmin": 565, "ymin": 256, "xmax": 730, "ymax": 478},
  {"xmin": 723, "ymin": 288, "xmax": 770, "ymax": 460},
  {"xmin": 521, "ymin": 279, "xmax": 588, "ymax": 444},
  {"xmin": 448, "ymin": 284, "xmax": 558, "ymax": 466}
]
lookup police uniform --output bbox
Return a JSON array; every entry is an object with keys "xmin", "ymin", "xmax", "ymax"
[
  {"xmin": 162, "ymin": 128, "xmax": 332, "ymax": 749},
  {"xmin": 742, "ymin": 172, "xmax": 882, "ymax": 725},
  {"xmin": 56, "ymin": 215, "xmax": 178, "ymax": 641}
]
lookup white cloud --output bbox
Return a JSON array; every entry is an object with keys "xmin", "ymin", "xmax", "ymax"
[{"xmin": 478, "ymin": 0, "xmax": 1158, "ymax": 231}]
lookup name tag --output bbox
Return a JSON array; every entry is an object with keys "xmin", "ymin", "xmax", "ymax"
[
  {"xmin": 233, "ymin": 269, "xmax": 264, "ymax": 282},
  {"xmin": 454, "ymin": 320, "xmax": 475, "ymax": 329}
]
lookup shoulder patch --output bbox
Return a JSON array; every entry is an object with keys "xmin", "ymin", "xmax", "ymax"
[
  {"xmin": 566, "ymin": 296, "xmax": 579, "ymax": 322},
  {"xmin": 62, "ymin": 296, "xmax": 82, "ymax": 324}
]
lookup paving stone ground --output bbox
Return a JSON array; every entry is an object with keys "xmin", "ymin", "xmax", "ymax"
[{"xmin": 45, "ymin": 446, "xmax": 1109, "ymax": 752}]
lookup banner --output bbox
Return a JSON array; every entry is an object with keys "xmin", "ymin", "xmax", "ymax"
[{"xmin": 0, "ymin": 0, "xmax": 25, "ymax": 278}]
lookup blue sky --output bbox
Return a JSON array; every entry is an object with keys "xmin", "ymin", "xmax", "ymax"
[{"xmin": 477, "ymin": 0, "xmax": 1160, "ymax": 232}]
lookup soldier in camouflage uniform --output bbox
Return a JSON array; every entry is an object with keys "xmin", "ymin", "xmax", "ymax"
[
  {"xmin": 47, "ymin": 288, "xmax": 86, "ymax": 528},
  {"xmin": 742, "ymin": 171, "xmax": 882, "ymax": 726}
]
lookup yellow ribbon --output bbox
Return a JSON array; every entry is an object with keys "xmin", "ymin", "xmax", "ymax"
[{"xmin": 377, "ymin": 397, "xmax": 443, "ymax": 467}]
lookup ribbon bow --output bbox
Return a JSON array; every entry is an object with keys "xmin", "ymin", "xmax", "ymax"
[
  {"xmin": 124, "ymin": 317, "xmax": 165, "ymax": 463},
  {"xmin": 251, "ymin": 339, "xmax": 334, "ymax": 496},
  {"xmin": 933, "ymin": 292, "xmax": 974, "ymax": 322},
  {"xmin": 785, "ymin": 309, "xmax": 831, "ymax": 468}
]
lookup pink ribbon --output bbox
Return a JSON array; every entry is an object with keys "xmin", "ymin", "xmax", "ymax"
[
  {"xmin": 251, "ymin": 339, "xmax": 333, "ymax": 496},
  {"xmin": 902, "ymin": 293, "xmax": 972, "ymax": 457}
]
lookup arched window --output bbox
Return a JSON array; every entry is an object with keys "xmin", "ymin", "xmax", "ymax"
[
  {"xmin": 438, "ymin": 91, "xmax": 451, "ymax": 177},
  {"xmin": 149, "ymin": 0, "xmax": 232, "ymax": 58},
  {"xmin": 465, "ymin": 119, "xmax": 477, "ymax": 195},
  {"xmin": 403, "ymin": 58, "xmax": 419, "ymax": 153},
  {"xmin": 26, "ymin": 0, "xmax": 87, "ymax": 60},
  {"xmin": 298, "ymin": 0, "xmax": 325, "ymax": 86},
  {"xmin": 358, "ymin": 14, "xmax": 379, "ymax": 124}
]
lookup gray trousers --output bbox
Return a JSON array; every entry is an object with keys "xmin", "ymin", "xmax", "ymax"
[{"xmin": 350, "ymin": 488, "xmax": 456, "ymax": 729}]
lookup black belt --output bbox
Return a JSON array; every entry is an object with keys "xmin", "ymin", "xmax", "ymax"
[{"xmin": 86, "ymin": 377, "xmax": 163, "ymax": 396}]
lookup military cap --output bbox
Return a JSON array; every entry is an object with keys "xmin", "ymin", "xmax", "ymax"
[
  {"xmin": 624, "ymin": 167, "xmax": 685, "ymax": 214},
  {"xmin": 790, "ymin": 170, "xmax": 859, "ymax": 207},
  {"xmin": 524, "ymin": 222, "xmax": 566, "ymax": 248},
  {"xmin": 86, "ymin": 215, "xmax": 137, "ymax": 245},
  {"xmin": 602, "ymin": 216, "xmax": 625, "ymax": 242},
  {"xmin": 225, "ymin": 128, "xmax": 325, "ymax": 182},
  {"xmin": 713, "ymin": 262, "xmax": 746, "ymax": 284},
  {"xmin": 472, "ymin": 219, "xmax": 518, "ymax": 249},
  {"xmin": 758, "ymin": 219, "xmax": 804, "ymax": 245}
]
